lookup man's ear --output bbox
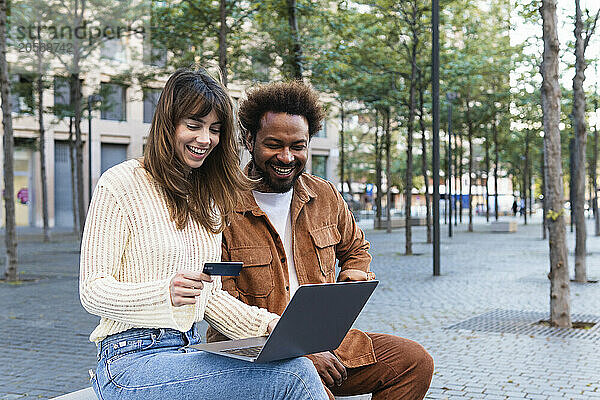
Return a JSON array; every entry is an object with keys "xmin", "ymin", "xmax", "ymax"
[{"xmin": 243, "ymin": 132, "xmax": 254, "ymax": 153}]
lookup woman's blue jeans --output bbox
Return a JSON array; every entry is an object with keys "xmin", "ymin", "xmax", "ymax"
[{"xmin": 92, "ymin": 323, "xmax": 328, "ymax": 400}]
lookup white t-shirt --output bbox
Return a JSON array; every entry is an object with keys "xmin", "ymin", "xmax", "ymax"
[{"xmin": 252, "ymin": 190, "xmax": 300, "ymax": 297}]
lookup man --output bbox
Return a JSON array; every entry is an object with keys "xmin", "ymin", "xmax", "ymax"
[{"xmin": 208, "ymin": 81, "xmax": 433, "ymax": 399}]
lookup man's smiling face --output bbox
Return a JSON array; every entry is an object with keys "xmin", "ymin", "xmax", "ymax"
[{"xmin": 249, "ymin": 112, "xmax": 309, "ymax": 193}]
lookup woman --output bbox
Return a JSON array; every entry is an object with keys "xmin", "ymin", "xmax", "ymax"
[{"xmin": 80, "ymin": 68, "xmax": 327, "ymax": 400}]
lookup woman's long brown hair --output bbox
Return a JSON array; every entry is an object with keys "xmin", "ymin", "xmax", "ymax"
[{"xmin": 143, "ymin": 67, "xmax": 252, "ymax": 233}]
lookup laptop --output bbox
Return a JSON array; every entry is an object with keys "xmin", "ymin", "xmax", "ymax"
[{"xmin": 190, "ymin": 280, "xmax": 378, "ymax": 363}]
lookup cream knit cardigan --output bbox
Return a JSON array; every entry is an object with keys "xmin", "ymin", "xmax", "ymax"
[{"xmin": 80, "ymin": 159, "xmax": 277, "ymax": 343}]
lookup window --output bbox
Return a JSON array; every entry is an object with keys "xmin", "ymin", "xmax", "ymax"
[
  {"xmin": 250, "ymin": 54, "xmax": 270, "ymax": 82},
  {"xmin": 144, "ymin": 5, "xmax": 168, "ymax": 67},
  {"xmin": 143, "ymin": 88, "xmax": 161, "ymax": 123},
  {"xmin": 100, "ymin": 83, "xmax": 127, "ymax": 121},
  {"xmin": 54, "ymin": 76, "xmax": 71, "ymax": 115},
  {"xmin": 100, "ymin": 38, "xmax": 126, "ymax": 63},
  {"xmin": 252, "ymin": 62, "xmax": 269, "ymax": 82},
  {"xmin": 312, "ymin": 155, "xmax": 328, "ymax": 179},
  {"xmin": 144, "ymin": 38, "xmax": 167, "ymax": 67},
  {"xmin": 10, "ymin": 74, "xmax": 34, "ymax": 114},
  {"xmin": 9, "ymin": 75, "xmax": 20, "ymax": 113},
  {"xmin": 315, "ymin": 122, "xmax": 327, "ymax": 138}
]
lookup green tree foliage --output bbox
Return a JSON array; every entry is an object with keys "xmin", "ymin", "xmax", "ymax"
[
  {"xmin": 151, "ymin": 0, "xmax": 263, "ymax": 83},
  {"xmin": 437, "ymin": 0, "xmax": 513, "ymax": 222}
]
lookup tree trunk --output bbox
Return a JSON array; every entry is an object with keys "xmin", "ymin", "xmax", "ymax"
[
  {"xmin": 542, "ymin": 149, "xmax": 547, "ymax": 239},
  {"xmin": 346, "ymin": 179, "xmax": 353, "ymax": 196},
  {"xmin": 587, "ymin": 169, "xmax": 592, "ymax": 220},
  {"xmin": 37, "ymin": 66, "xmax": 49, "ymax": 242},
  {"xmin": 594, "ymin": 97, "xmax": 599, "ymax": 236},
  {"xmin": 286, "ymin": 0, "xmax": 303, "ymax": 80},
  {"xmin": 69, "ymin": 117, "xmax": 79, "ymax": 236},
  {"xmin": 375, "ymin": 111, "xmax": 382, "ymax": 228},
  {"xmin": 485, "ymin": 132, "xmax": 490, "ymax": 222},
  {"xmin": 588, "ymin": 168, "xmax": 592, "ymax": 220},
  {"xmin": 345, "ymin": 143, "xmax": 353, "ymax": 197},
  {"xmin": 340, "ymin": 103, "xmax": 345, "ymax": 197},
  {"xmin": 405, "ymin": 38, "xmax": 418, "ymax": 254},
  {"xmin": 466, "ymin": 100, "xmax": 473, "ymax": 232},
  {"xmin": 71, "ymin": 73, "xmax": 85, "ymax": 236},
  {"xmin": 468, "ymin": 128, "xmax": 473, "ymax": 231},
  {"xmin": 0, "ymin": 0, "xmax": 17, "ymax": 281},
  {"xmin": 447, "ymin": 103, "xmax": 452, "ymax": 233},
  {"xmin": 419, "ymin": 81, "xmax": 432, "ymax": 243},
  {"xmin": 524, "ymin": 131, "xmax": 531, "ymax": 225},
  {"xmin": 493, "ymin": 111, "xmax": 499, "ymax": 220},
  {"xmin": 71, "ymin": 0, "xmax": 85, "ymax": 237},
  {"xmin": 219, "ymin": 0, "xmax": 229, "ymax": 87},
  {"xmin": 569, "ymin": 138, "xmax": 575, "ymax": 233},
  {"xmin": 520, "ymin": 180, "xmax": 527, "ymax": 225},
  {"xmin": 385, "ymin": 110, "xmax": 392, "ymax": 234},
  {"xmin": 572, "ymin": 0, "xmax": 588, "ymax": 282},
  {"xmin": 453, "ymin": 128, "xmax": 458, "ymax": 226},
  {"xmin": 540, "ymin": 0, "xmax": 571, "ymax": 328},
  {"xmin": 530, "ymin": 165, "xmax": 534, "ymax": 217},
  {"xmin": 459, "ymin": 130, "xmax": 463, "ymax": 223}
]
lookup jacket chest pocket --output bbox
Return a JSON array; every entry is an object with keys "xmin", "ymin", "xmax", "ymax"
[
  {"xmin": 230, "ymin": 246, "xmax": 274, "ymax": 297},
  {"xmin": 309, "ymin": 225, "xmax": 340, "ymax": 277}
]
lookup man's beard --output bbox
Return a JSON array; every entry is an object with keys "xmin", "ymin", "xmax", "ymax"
[{"xmin": 250, "ymin": 156, "xmax": 304, "ymax": 193}]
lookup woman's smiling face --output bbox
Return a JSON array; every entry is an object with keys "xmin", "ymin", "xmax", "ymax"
[{"xmin": 174, "ymin": 109, "xmax": 221, "ymax": 169}]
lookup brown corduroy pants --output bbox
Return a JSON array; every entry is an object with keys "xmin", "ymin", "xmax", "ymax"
[{"xmin": 322, "ymin": 333, "xmax": 434, "ymax": 400}]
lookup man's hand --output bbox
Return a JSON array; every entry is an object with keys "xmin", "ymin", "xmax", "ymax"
[
  {"xmin": 170, "ymin": 270, "xmax": 213, "ymax": 307},
  {"xmin": 337, "ymin": 269, "xmax": 370, "ymax": 282},
  {"xmin": 309, "ymin": 351, "xmax": 347, "ymax": 387}
]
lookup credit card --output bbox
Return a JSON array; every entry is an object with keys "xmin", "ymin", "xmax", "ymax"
[{"xmin": 202, "ymin": 262, "xmax": 243, "ymax": 276}]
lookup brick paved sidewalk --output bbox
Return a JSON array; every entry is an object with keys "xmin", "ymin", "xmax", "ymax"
[
  {"xmin": 1, "ymin": 217, "xmax": 599, "ymax": 399},
  {"xmin": 355, "ymin": 215, "xmax": 600, "ymax": 399}
]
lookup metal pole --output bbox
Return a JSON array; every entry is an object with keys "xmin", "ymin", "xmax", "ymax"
[
  {"xmin": 447, "ymin": 102, "xmax": 452, "ymax": 237},
  {"xmin": 432, "ymin": 0, "xmax": 441, "ymax": 276}
]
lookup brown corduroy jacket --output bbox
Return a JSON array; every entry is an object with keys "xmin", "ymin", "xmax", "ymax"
[{"xmin": 207, "ymin": 172, "xmax": 377, "ymax": 368}]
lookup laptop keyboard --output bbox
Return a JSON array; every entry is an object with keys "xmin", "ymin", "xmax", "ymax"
[{"xmin": 221, "ymin": 345, "xmax": 263, "ymax": 358}]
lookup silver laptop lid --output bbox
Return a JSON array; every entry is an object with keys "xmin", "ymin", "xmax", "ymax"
[{"xmin": 254, "ymin": 280, "xmax": 379, "ymax": 363}]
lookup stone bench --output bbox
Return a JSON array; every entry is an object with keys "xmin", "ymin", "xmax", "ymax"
[
  {"xmin": 490, "ymin": 220, "xmax": 518, "ymax": 232},
  {"xmin": 51, "ymin": 388, "xmax": 95, "ymax": 400},
  {"xmin": 50, "ymin": 386, "xmax": 372, "ymax": 399},
  {"xmin": 374, "ymin": 217, "xmax": 428, "ymax": 229}
]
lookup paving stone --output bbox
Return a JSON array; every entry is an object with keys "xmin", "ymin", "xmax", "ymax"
[
  {"xmin": 525, "ymin": 394, "xmax": 549, "ymax": 400},
  {"xmin": 482, "ymin": 394, "xmax": 506, "ymax": 400},
  {"xmin": 425, "ymin": 394, "xmax": 449, "ymax": 399},
  {"xmin": 462, "ymin": 393, "xmax": 487, "ymax": 399},
  {"xmin": 3, "ymin": 217, "xmax": 600, "ymax": 398}
]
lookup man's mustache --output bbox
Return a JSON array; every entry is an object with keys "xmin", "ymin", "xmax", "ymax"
[{"xmin": 267, "ymin": 161, "xmax": 298, "ymax": 168}]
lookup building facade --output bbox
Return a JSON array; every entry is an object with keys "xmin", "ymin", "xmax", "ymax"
[{"xmin": 2, "ymin": 62, "xmax": 340, "ymax": 229}]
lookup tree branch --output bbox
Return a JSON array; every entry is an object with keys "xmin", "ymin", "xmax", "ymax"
[
  {"xmin": 230, "ymin": 3, "xmax": 262, "ymax": 31},
  {"xmin": 583, "ymin": 8, "xmax": 600, "ymax": 51},
  {"xmin": 182, "ymin": 0, "xmax": 218, "ymax": 36}
]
